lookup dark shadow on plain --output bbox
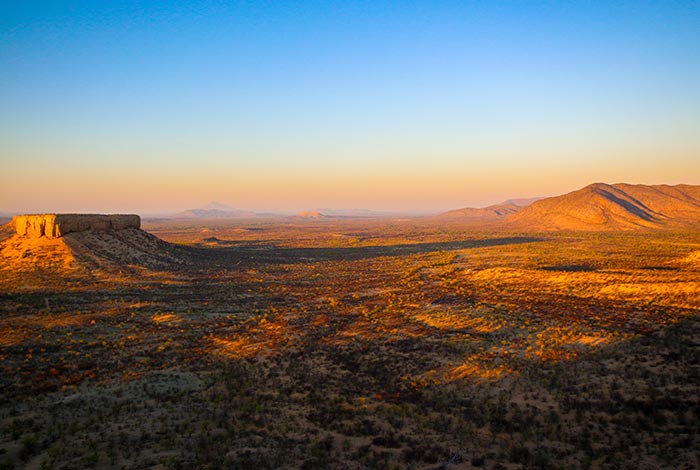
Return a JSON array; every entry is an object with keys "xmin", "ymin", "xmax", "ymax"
[{"xmin": 192, "ymin": 236, "xmax": 544, "ymax": 265}]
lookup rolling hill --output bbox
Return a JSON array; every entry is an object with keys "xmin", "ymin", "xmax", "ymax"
[
  {"xmin": 501, "ymin": 197, "xmax": 543, "ymax": 207},
  {"xmin": 440, "ymin": 203, "xmax": 522, "ymax": 220},
  {"xmin": 440, "ymin": 196, "xmax": 542, "ymax": 220},
  {"xmin": 173, "ymin": 208, "xmax": 258, "ymax": 219},
  {"xmin": 506, "ymin": 183, "xmax": 700, "ymax": 230},
  {"xmin": 294, "ymin": 210, "xmax": 327, "ymax": 219},
  {"xmin": 172, "ymin": 202, "xmax": 257, "ymax": 219}
]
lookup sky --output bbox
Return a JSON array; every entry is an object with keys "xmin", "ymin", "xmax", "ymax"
[{"xmin": 1, "ymin": 0, "xmax": 699, "ymax": 214}]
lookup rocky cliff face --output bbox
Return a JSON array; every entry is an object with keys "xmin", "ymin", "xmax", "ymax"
[{"xmin": 13, "ymin": 214, "xmax": 140, "ymax": 238}]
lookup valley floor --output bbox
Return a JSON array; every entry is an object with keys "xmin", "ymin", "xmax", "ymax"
[{"xmin": 1, "ymin": 219, "xmax": 699, "ymax": 469}]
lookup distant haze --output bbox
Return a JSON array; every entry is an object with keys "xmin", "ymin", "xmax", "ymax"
[{"xmin": 1, "ymin": 2, "xmax": 699, "ymax": 213}]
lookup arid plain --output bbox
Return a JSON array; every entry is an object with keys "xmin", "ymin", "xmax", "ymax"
[
  {"xmin": 1, "ymin": 184, "xmax": 700, "ymax": 469},
  {"xmin": 4, "ymin": 0, "xmax": 700, "ymax": 468}
]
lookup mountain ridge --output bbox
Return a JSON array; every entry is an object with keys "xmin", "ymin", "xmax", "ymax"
[
  {"xmin": 505, "ymin": 183, "xmax": 700, "ymax": 231},
  {"xmin": 440, "ymin": 203, "xmax": 522, "ymax": 220},
  {"xmin": 439, "ymin": 196, "xmax": 542, "ymax": 220},
  {"xmin": 172, "ymin": 208, "xmax": 258, "ymax": 219}
]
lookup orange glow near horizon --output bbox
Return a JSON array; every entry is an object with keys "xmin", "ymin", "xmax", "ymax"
[
  {"xmin": 3, "ymin": 152, "xmax": 699, "ymax": 214},
  {"xmin": 2, "ymin": 0, "xmax": 700, "ymax": 215}
]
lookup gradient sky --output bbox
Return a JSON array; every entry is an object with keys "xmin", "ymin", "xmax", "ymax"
[{"xmin": 1, "ymin": 1, "xmax": 699, "ymax": 214}]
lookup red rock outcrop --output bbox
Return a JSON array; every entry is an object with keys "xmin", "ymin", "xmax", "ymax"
[{"xmin": 13, "ymin": 214, "xmax": 140, "ymax": 239}]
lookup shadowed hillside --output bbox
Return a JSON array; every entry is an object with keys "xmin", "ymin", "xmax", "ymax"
[
  {"xmin": 614, "ymin": 183, "xmax": 700, "ymax": 221},
  {"xmin": 506, "ymin": 183, "xmax": 700, "ymax": 230}
]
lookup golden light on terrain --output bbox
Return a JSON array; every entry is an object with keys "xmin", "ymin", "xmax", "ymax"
[
  {"xmin": 1, "ymin": 217, "xmax": 700, "ymax": 468},
  {"xmin": 3, "ymin": 0, "xmax": 700, "ymax": 466}
]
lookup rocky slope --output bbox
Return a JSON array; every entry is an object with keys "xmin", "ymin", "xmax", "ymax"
[
  {"xmin": 0, "ymin": 215, "xmax": 187, "ymax": 288},
  {"xmin": 506, "ymin": 183, "xmax": 700, "ymax": 230}
]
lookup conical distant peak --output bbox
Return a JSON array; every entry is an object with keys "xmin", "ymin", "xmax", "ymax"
[{"xmin": 202, "ymin": 201, "xmax": 234, "ymax": 211}]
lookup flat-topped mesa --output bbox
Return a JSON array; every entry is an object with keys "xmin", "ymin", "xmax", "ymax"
[{"xmin": 13, "ymin": 214, "xmax": 140, "ymax": 239}]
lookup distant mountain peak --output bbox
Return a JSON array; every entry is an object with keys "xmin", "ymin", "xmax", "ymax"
[
  {"xmin": 440, "ymin": 196, "xmax": 542, "ymax": 220},
  {"xmin": 202, "ymin": 201, "xmax": 234, "ymax": 211},
  {"xmin": 171, "ymin": 203, "xmax": 257, "ymax": 219},
  {"xmin": 501, "ymin": 197, "xmax": 543, "ymax": 207},
  {"xmin": 439, "ymin": 202, "xmax": 523, "ymax": 220},
  {"xmin": 294, "ymin": 210, "xmax": 326, "ymax": 219}
]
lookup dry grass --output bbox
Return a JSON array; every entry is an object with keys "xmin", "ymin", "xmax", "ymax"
[{"xmin": 1, "ymin": 219, "xmax": 699, "ymax": 469}]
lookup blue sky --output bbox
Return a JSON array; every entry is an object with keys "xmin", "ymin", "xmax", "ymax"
[{"xmin": 1, "ymin": 1, "xmax": 699, "ymax": 213}]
